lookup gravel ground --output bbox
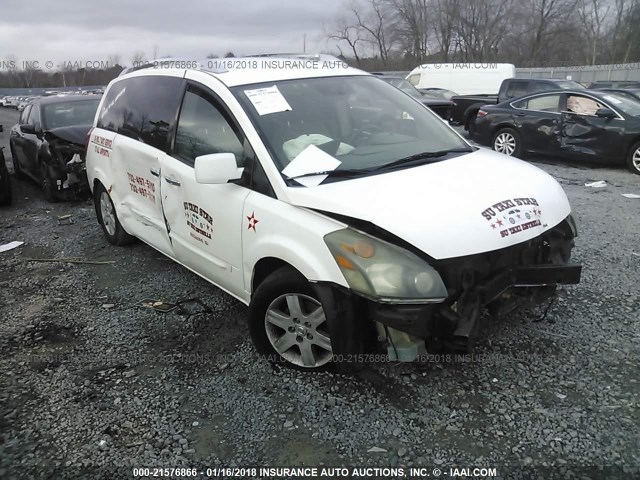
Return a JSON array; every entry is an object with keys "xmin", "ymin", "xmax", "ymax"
[{"xmin": 0, "ymin": 106, "xmax": 639, "ymax": 480}]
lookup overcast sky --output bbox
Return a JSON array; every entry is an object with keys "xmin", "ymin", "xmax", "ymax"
[{"xmin": 0, "ymin": 0, "xmax": 346, "ymax": 68}]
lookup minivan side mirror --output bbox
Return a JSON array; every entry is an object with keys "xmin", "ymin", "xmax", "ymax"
[
  {"xmin": 194, "ymin": 153, "xmax": 242, "ymax": 184},
  {"xmin": 595, "ymin": 107, "xmax": 616, "ymax": 119},
  {"xmin": 20, "ymin": 123, "xmax": 37, "ymax": 134}
]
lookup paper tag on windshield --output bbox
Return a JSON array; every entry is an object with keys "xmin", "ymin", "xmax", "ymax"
[
  {"xmin": 282, "ymin": 144, "xmax": 341, "ymax": 187},
  {"xmin": 244, "ymin": 85, "xmax": 292, "ymax": 116}
]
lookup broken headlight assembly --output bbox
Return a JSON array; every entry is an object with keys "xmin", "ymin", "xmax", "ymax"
[{"xmin": 324, "ymin": 228, "xmax": 447, "ymax": 304}]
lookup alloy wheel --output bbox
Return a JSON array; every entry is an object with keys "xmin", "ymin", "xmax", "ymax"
[
  {"xmin": 264, "ymin": 293, "xmax": 333, "ymax": 368},
  {"xmin": 100, "ymin": 192, "xmax": 116, "ymax": 236},
  {"xmin": 632, "ymin": 147, "xmax": 640, "ymax": 173},
  {"xmin": 494, "ymin": 132, "xmax": 516, "ymax": 156}
]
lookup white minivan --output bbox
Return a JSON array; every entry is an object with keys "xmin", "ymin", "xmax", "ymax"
[
  {"xmin": 407, "ymin": 63, "xmax": 516, "ymax": 95},
  {"xmin": 86, "ymin": 56, "xmax": 580, "ymax": 371}
]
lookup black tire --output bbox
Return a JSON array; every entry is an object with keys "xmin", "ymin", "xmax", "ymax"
[
  {"xmin": 94, "ymin": 182, "xmax": 135, "ymax": 246},
  {"xmin": 492, "ymin": 127, "xmax": 522, "ymax": 158},
  {"xmin": 626, "ymin": 141, "xmax": 640, "ymax": 175},
  {"xmin": 40, "ymin": 161, "xmax": 59, "ymax": 203},
  {"xmin": 249, "ymin": 266, "xmax": 335, "ymax": 371}
]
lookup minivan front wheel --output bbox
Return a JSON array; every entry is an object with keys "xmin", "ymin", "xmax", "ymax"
[
  {"xmin": 492, "ymin": 128, "xmax": 522, "ymax": 157},
  {"xmin": 249, "ymin": 267, "xmax": 333, "ymax": 370},
  {"xmin": 94, "ymin": 183, "xmax": 134, "ymax": 245}
]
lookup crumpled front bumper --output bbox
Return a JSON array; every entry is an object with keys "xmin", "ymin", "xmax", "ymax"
[{"xmin": 370, "ymin": 262, "xmax": 581, "ymax": 359}]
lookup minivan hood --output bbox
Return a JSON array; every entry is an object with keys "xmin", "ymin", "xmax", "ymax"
[{"xmin": 284, "ymin": 149, "xmax": 571, "ymax": 260}]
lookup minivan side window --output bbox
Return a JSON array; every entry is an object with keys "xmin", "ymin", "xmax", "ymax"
[
  {"xmin": 97, "ymin": 76, "xmax": 183, "ymax": 152},
  {"xmin": 174, "ymin": 87, "xmax": 244, "ymax": 166}
]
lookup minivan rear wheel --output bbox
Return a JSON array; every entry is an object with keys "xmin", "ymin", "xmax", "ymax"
[
  {"xmin": 249, "ymin": 267, "xmax": 334, "ymax": 371},
  {"xmin": 94, "ymin": 183, "xmax": 134, "ymax": 245}
]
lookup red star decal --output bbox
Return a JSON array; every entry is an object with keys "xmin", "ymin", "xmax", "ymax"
[
  {"xmin": 491, "ymin": 223, "xmax": 497, "ymax": 229},
  {"xmin": 516, "ymin": 214, "xmax": 521, "ymax": 219},
  {"xmin": 247, "ymin": 212, "xmax": 259, "ymax": 232},
  {"xmin": 496, "ymin": 219, "xmax": 504, "ymax": 227}
]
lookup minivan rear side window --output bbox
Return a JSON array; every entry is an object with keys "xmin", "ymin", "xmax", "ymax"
[{"xmin": 97, "ymin": 75, "xmax": 183, "ymax": 152}]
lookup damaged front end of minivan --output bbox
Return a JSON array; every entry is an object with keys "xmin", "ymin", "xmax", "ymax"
[
  {"xmin": 322, "ymin": 214, "xmax": 581, "ymax": 361},
  {"xmin": 43, "ymin": 127, "xmax": 91, "ymax": 199}
]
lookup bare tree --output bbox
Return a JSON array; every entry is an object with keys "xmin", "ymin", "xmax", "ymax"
[
  {"xmin": 327, "ymin": 16, "xmax": 365, "ymax": 65},
  {"xmin": 455, "ymin": 0, "xmax": 513, "ymax": 62},
  {"xmin": 433, "ymin": 0, "xmax": 460, "ymax": 61},
  {"xmin": 224, "ymin": 51, "xmax": 236, "ymax": 58},
  {"xmin": 385, "ymin": 0, "xmax": 432, "ymax": 62},
  {"xmin": 107, "ymin": 54, "xmax": 122, "ymax": 68},
  {"xmin": 130, "ymin": 51, "xmax": 146, "ymax": 66},
  {"xmin": 578, "ymin": 0, "xmax": 611, "ymax": 64},
  {"xmin": 525, "ymin": 0, "xmax": 579, "ymax": 65},
  {"xmin": 348, "ymin": 0, "xmax": 395, "ymax": 65}
]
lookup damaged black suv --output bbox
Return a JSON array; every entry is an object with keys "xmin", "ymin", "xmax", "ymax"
[{"xmin": 9, "ymin": 95, "xmax": 101, "ymax": 202}]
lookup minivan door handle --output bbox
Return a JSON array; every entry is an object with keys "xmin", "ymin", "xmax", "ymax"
[
  {"xmin": 164, "ymin": 176, "xmax": 181, "ymax": 187},
  {"xmin": 149, "ymin": 167, "xmax": 160, "ymax": 177}
]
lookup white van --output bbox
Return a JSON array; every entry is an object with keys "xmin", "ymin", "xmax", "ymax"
[
  {"xmin": 86, "ymin": 56, "xmax": 580, "ymax": 371},
  {"xmin": 407, "ymin": 63, "xmax": 516, "ymax": 95}
]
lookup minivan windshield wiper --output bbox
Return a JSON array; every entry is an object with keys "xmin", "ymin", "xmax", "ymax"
[
  {"xmin": 285, "ymin": 168, "xmax": 369, "ymax": 181},
  {"xmin": 375, "ymin": 147, "xmax": 473, "ymax": 171}
]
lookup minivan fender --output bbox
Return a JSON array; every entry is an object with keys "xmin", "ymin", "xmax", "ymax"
[{"xmin": 245, "ymin": 233, "xmax": 348, "ymax": 296}]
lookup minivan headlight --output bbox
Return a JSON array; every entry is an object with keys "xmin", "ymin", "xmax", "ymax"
[{"xmin": 324, "ymin": 228, "xmax": 447, "ymax": 304}]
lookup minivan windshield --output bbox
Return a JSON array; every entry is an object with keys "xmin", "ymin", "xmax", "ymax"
[{"xmin": 233, "ymin": 76, "xmax": 471, "ymax": 184}]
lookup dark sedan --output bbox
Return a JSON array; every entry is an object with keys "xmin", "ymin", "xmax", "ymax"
[
  {"xmin": 379, "ymin": 76, "xmax": 454, "ymax": 121},
  {"xmin": 9, "ymin": 95, "xmax": 101, "ymax": 201},
  {"xmin": 472, "ymin": 89, "xmax": 640, "ymax": 175},
  {"xmin": 596, "ymin": 88, "xmax": 640, "ymax": 102}
]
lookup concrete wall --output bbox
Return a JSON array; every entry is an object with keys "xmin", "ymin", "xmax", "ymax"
[
  {"xmin": 515, "ymin": 63, "xmax": 640, "ymax": 83},
  {"xmin": 377, "ymin": 63, "xmax": 640, "ymax": 85}
]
